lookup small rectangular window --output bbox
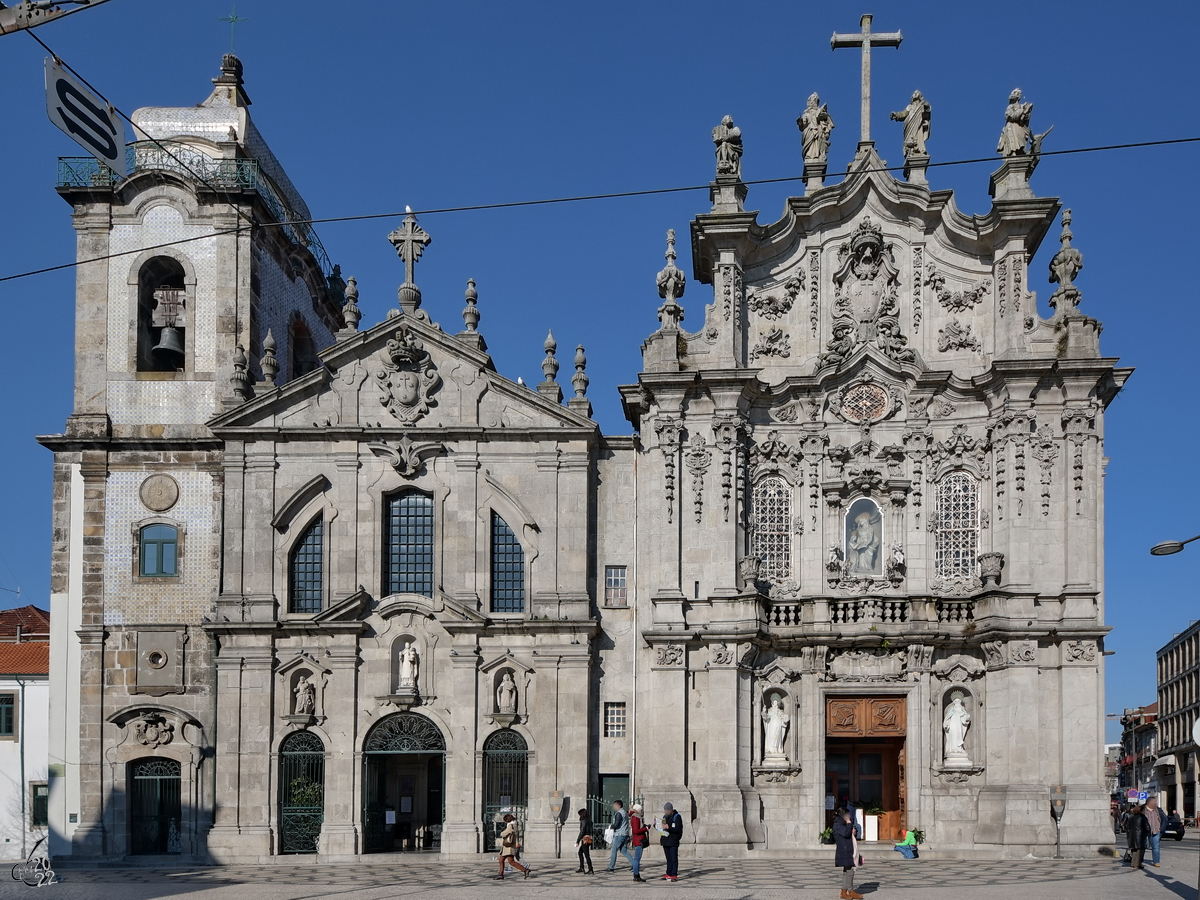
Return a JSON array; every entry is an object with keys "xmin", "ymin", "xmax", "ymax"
[
  {"xmin": 604, "ymin": 701, "xmax": 627, "ymax": 738},
  {"xmin": 139, "ymin": 524, "xmax": 179, "ymax": 578},
  {"xmin": 30, "ymin": 783, "xmax": 48, "ymax": 827},
  {"xmin": 0, "ymin": 694, "xmax": 14, "ymax": 737},
  {"xmin": 604, "ymin": 566, "xmax": 628, "ymax": 607}
]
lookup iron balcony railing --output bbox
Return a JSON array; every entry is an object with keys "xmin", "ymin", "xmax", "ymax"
[{"xmin": 57, "ymin": 142, "xmax": 334, "ymax": 279}]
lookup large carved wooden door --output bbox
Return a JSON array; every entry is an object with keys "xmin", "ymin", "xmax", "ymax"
[{"xmin": 825, "ymin": 696, "xmax": 908, "ymax": 841}]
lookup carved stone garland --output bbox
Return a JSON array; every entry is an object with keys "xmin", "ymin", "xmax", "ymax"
[
  {"xmin": 997, "ymin": 259, "xmax": 1008, "ymax": 318},
  {"xmin": 747, "ymin": 270, "xmax": 804, "ymax": 319},
  {"xmin": 911, "ymin": 245, "xmax": 923, "ymax": 332},
  {"xmin": 809, "ymin": 249, "xmax": 821, "ymax": 337},
  {"xmin": 656, "ymin": 416, "xmax": 681, "ymax": 524},
  {"xmin": 1030, "ymin": 424, "xmax": 1059, "ymax": 517},
  {"xmin": 925, "ymin": 264, "xmax": 992, "ymax": 312},
  {"xmin": 683, "ymin": 432, "xmax": 712, "ymax": 524},
  {"xmin": 1062, "ymin": 404, "xmax": 1096, "ymax": 515},
  {"xmin": 712, "ymin": 415, "xmax": 745, "ymax": 522}
]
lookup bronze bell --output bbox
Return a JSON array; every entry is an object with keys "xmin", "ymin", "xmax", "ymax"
[{"xmin": 152, "ymin": 326, "xmax": 184, "ymax": 364}]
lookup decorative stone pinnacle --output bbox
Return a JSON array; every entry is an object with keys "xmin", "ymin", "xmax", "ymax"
[
  {"xmin": 656, "ymin": 229, "xmax": 686, "ymax": 330},
  {"xmin": 541, "ymin": 330, "xmax": 559, "ymax": 382},
  {"xmin": 342, "ymin": 276, "xmax": 361, "ymax": 332},
  {"xmin": 572, "ymin": 345, "xmax": 589, "ymax": 399},
  {"xmin": 1048, "ymin": 208, "xmax": 1084, "ymax": 313},
  {"xmin": 261, "ymin": 329, "xmax": 279, "ymax": 386},
  {"xmin": 387, "ymin": 211, "xmax": 432, "ymax": 314},
  {"xmin": 462, "ymin": 278, "xmax": 480, "ymax": 332},
  {"xmin": 230, "ymin": 344, "xmax": 252, "ymax": 402}
]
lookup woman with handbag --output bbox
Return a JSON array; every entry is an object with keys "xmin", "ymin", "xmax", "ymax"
[
  {"xmin": 576, "ymin": 808, "xmax": 595, "ymax": 874},
  {"xmin": 833, "ymin": 807, "xmax": 863, "ymax": 899},
  {"xmin": 629, "ymin": 803, "xmax": 649, "ymax": 882},
  {"xmin": 495, "ymin": 813, "xmax": 532, "ymax": 880}
]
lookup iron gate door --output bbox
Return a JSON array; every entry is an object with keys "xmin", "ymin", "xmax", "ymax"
[
  {"xmin": 361, "ymin": 713, "xmax": 447, "ymax": 853},
  {"xmin": 129, "ymin": 758, "xmax": 182, "ymax": 855},
  {"xmin": 482, "ymin": 730, "xmax": 528, "ymax": 851},
  {"xmin": 279, "ymin": 731, "xmax": 325, "ymax": 854}
]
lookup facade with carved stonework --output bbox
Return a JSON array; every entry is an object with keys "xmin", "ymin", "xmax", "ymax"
[{"xmin": 43, "ymin": 55, "xmax": 1126, "ymax": 863}]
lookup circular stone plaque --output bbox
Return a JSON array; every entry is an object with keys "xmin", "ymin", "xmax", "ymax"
[{"xmin": 139, "ymin": 474, "xmax": 180, "ymax": 512}]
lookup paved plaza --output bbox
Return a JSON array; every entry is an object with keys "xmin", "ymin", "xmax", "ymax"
[{"xmin": 3, "ymin": 837, "xmax": 1197, "ymax": 900}]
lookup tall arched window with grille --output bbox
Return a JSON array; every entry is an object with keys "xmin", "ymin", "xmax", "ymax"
[
  {"xmin": 490, "ymin": 512, "xmax": 525, "ymax": 613},
  {"xmin": 288, "ymin": 517, "xmax": 324, "ymax": 614},
  {"xmin": 751, "ymin": 475, "xmax": 792, "ymax": 582},
  {"xmin": 934, "ymin": 471, "xmax": 980, "ymax": 577},
  {"xmin": 384, "ymin": 491, "xmax": 434, "ymax": 597}
]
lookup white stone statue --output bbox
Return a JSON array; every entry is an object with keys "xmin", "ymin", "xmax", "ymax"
[
  {"xmin": 798, "ymin": 93, "xmax": 835, "ymax": 164},
  {"xmin": 497, "ymin": 671, "xmax": 517, "ymax": 714},
  {"xmin": 890, "ymin": 90, "xmax": 931, "ymax": 157},
  {"xmin": 943, "ymin": 693, "xmax": 972, "ymax": 762},
  {"xmin": 997, "ymin": 89, "xmax": 1033, "ymax": 157},
  {"xmin": 848, "ymin": 509, "xmax": 882, "ymax": 575},
  {"xmin": 399, "ymin": 642, "xmax": 419, "ymax": 689},
  {"xmin": 712, "ymin": 115, "xmax": 743, "ymax": 178},
  {"xmin": 762, "ymin": 695, "xmax": 790, "ymax": 761},
  {"xmin": 293, "ymin": 675, "xmax": 315, "ymax": 715}
]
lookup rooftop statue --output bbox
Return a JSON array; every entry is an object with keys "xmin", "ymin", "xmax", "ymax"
[
  {"xmin": 890, "ymin": 90, "xmax": 931, "ymax": 157},
  {"xmin": 798, "ymin": 93, "xmax": 835, "ymax": 163},
  {"xmin": 997, "ymin": 88, "xmax": 1034, "ymax": 157},
  {"xmin": 712, "ymin": 115, "xmax": 743, "ymax": 178}
]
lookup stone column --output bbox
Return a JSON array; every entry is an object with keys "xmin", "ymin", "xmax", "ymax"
[
  {"xmin": 440, "ymin": 640, "xmax": 481, "ymax": 855},
  {"xmin": 691, "ymin": 657, "xmax": 750, "ymax": 846},
  {"xmin": 636, "ymin": 641, "xmax": 690, "ymax": 837},
  {"xmin": 241, "ymin": 447, "xmax": 277, "ymax": 619},
  {"xmin": 318, "ymin": 640, "xmax": 360, "ymax": 856}
]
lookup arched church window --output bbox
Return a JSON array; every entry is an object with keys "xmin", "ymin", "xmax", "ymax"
[
  {"xmin": 751, "ymin": 476, "xmax": 791, "ymax": 582},
  {"xmin": 288, "ymin": 517, "xmax": 324, "ymax": 614},
  {"xmin": 139, "ymin": 524, "xmax": 178, "ymax": 577},
  {"xmin": 290, "ymin": 317, "xmax": 320, "ymax": 378},
  {"xmin": 384, "ymin": 491, "xmax": 433, "ymax": 598},
  {"xmin": 136, "ymin": 257, "xmax": 186, "ymax": 372},
  {"xmin": 934, "ymin": 472, "xmax": 979, "ymax": 578},
  {"xmin": 490, "ymin": 512, "xmax": 525, "ymax": 613}
]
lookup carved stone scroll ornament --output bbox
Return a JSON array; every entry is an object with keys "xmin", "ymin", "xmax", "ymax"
[
  {"xmin": 932, "ymin": 653, "xmax": 985, "ymax": 683},
  {"xmin": 747, "ymin": 270, "xmax": 804, "ymax": 320},
  {"xmin": 656, "ymin": 644, "xmax": 685, "ymax": 667},
  {"xmin": 710, "ymin": 642, "xmax": 736, "ymax": 666},
  {"xmin": 1009, "ymin": 641, "xmax": 1037, "ymax": 664},
  {"xmin": 827, "ymin": 649, "xmax": 907, "ymax": 682},
  {"xmin": 1065, "ymin": 640, "xmax": 1097, "ymax": 663},
  {"xmin": 377, "ymin": 325, "xmax": 442, "ymax": 424},
  {"xmin": 981, "ymin": 641, "xmax": 1006, "ymax": 668},
  {"xmin": 369, "ymin": 435, "xmax": 445, "ymax": 478},
  {"xmin": 133, "ymin": 713, "xmax": 175, "ymax": 747},
  {"xmin": 682, "ymin": 432, "xmax": 712, "ymax": 524},
  {"xmin": 750, "ymin": 326, "xmax": 792, "ymax": 361},
  {"xmin": 930, "ymin": 574, "xmax": 982, "ymax": 598},
  {"xmin": 936, "ymin": 319, "xmax": 982, "ymax": 353}
]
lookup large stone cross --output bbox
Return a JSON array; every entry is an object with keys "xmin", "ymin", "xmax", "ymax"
[
  {"xmin": 388, "ymin": 210, "xmax": 432, "ymax": 287},
  {"xmin": 831, "ymin": 13, "xmax": 902, "ymax": 144}
]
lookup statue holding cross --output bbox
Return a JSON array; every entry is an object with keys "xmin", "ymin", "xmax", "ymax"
[{"xmin": 831, "ymin": 13, "xmax": 903, "ymax": 145}]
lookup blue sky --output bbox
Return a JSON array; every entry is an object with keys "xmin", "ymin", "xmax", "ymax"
[{"xmin": 0, "ymin": 0, "xmax": 1196, "ymax": 742}]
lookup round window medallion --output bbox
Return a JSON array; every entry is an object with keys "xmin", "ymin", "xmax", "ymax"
[
  {"xmin": 139, "ymin": 474, "xmax": 180, "ymax": 512},
  {"xmin": 841, "ymin": 383, "xmax": 890, "ymax": 423},
  {"xmin": 146, "ymin": 650, "xmax": 168, "ymax": 669}
]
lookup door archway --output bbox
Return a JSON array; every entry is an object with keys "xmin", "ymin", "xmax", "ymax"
[
  {"xmin": 482, "ymin": 730, "xmax": 529, "ymax": 851},
  {"xmin": 279, "ymin": 730, "xmax": 325, "ymax": 854},
  {"xmin": 362, "ymin": 712, "xmax": 446, "ymax": 853}
]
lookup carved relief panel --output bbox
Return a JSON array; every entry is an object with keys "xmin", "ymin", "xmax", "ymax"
[{"xmin": 825, "ymin": 696, "xmax": 906, "ymax": 738}]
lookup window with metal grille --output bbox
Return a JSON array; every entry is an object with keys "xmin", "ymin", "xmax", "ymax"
[
  {"xmin": 751, "ymin": 475, "xmax": 792, "ymax": 582},
  {"xmin": 0, "ymin": 694, "xmax": 13, "ymax": 737},
  {"xmin": 490, "ymin": 512, "xmax": 524, "ymax": 613},
  {"xmin": 603, "ymin": 702, "xmax": 627, "ymax": 738},
  {"xmin": 604, "ymin": 565, "xmax": 628, "ymax": 607},
  {"xmin": 30, "ymin": 783, "xmax": 48, "ymax": 827},
  {"xmin": 384, "ymin": 492, "xmax": 434, "ymax": 597},
  {"xmin": 289, "ymin": 517, "xmax": 324, "ymax": 614},
  {"xmin": 934, "ymin": 471, "xmax": 979, "ymax": 577},
  {"xmin": 139, "ymin": 524, "xmax": 178, "ymax": 577}
]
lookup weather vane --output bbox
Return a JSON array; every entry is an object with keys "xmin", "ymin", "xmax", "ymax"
[{"xmin": 218, "ymin": 4, "xmax": 249, "ymax": 54}]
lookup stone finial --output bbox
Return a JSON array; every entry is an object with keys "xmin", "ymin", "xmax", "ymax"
[
  {"xmin": 387, "ymin": 210, "xmax": 432, "ymax": 314},
  {"xmin": 230, "ymin": 344, "xmax": 252, "ymax": 402},
  {"xmin": 656, "ymin": 229, "xmax": 686, "ymax": 330},
  {"xmin": 462, "ymin": 279, "xmax": 480, "ymax": 332},
  {"xmin": 572, "ymin": 345, "xmax": 589, "ymax": 398},
  {"xmin": 1048, "ymin": 209, "xmax": 1084, "ymax": 314},
  {"xmin": 538, "ymin": 330, "xmax": 563, "ymax": 403},
  {"xmin": 712, "ymin": 115, "xmax": 743, "ymax": 179},
  {"xmin": 341, "ymin": 276, "xmax": 361, "ymax": 332},
  {"xmin": 260, "ymin": 330, "xmax": 279, "ymax": 386}
]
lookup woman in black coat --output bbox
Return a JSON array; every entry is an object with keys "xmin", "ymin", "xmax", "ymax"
[
  {"xmin": 1126, "ymin": 804, "xmax": 1149, "ymax": 869},
  {"xmin": 575, "ymin": 808, "xmax": 594, "ymax": 874},
  {"xmin": 833, "ymin": 808, "xmax": 862, "ymax": 899}
]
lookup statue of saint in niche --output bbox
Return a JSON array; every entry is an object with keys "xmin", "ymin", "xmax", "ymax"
[
  {"xmin": 846, "ymin": 498, "xmax": 882, "ymax": 576},
  {"xmin": 943, "ymin": 692, "xmax": 972, "ymax": 762},
  {"xmin": 497, "ymin": 671, "xmax": 518, "ymax": 714},
  {"xmin": 293, "ymin": 675, "xmax": 316, "ymax": 715},
  {"xmin": 762, "ymin": 695, "xmax": 790, "ymax": 761},
  {"xmin": 398, "ymin": 642, "xmax": 420, "ymax": 689}
]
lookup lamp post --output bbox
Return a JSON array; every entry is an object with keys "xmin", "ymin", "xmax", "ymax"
[{"xmin": 1149, "ymin": 535, "xmax": 1200, "ymax": 890}]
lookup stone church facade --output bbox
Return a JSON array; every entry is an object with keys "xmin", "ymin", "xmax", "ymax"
[{"xmin": 43, "ymin": 56, "xmax": 1126, "ymax": 862}]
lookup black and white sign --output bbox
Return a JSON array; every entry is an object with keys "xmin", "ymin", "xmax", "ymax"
[{"xmin": 44, "ymin": 58, "xmax": 126, "ymax": 176}]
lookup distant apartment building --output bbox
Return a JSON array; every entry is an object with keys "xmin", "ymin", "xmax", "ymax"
[
  {"xmin": 1156, "ymin": 621, "xmax": 1200, "ymax": 817},
  {"xmin": 0, "ymin": 606, "xmax": 50, "ymax": 859},
  {"xmin": 1119, "ymin": 704, "xmax": 1159, "ymax": 797}
]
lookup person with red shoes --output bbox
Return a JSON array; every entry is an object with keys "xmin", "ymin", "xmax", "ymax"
[{"xmin": 659, "ymin": 802, "xmax": 683, "ymax": 882}]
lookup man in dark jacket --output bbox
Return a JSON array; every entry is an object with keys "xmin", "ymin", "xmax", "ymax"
[
  {"xmin": 659, "ymin": 802, "xmax": 683, "ymax": 882},
  {"xmin": 1126, "ymin": 804, "xmax": 1149, "ymax": 870}
]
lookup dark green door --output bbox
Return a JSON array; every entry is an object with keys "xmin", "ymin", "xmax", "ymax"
[
  {"xmin": 279, "ymin": 731, "xmax": 325, "ymax": 854},
  {"xmin": 129, "ymin": 758, "xmax": 181, "ymax": 855}
]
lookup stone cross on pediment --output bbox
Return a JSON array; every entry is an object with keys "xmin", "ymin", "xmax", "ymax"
[
  {"xmin": 831, "ymin": 13, "xmax": 903, "ymax": 144},
  {"xmin": 388, "ymin": 210, "xmax": 432, "ymax": 313}
]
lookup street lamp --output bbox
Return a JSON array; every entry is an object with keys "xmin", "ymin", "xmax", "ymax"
[
  {"xmin": 1149, "ymin": 534, "xmax": 1200, "ymax": 556},
  {"xmin": 1149, "ymin": 535, "xmax": 1200, "ymax": 892}
]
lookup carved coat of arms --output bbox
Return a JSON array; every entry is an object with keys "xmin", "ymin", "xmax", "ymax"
[{"xmin": 377, "ymin": 325, "xmax": 442, "ymax": 424}]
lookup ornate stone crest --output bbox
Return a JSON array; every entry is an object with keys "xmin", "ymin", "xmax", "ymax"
[
  {"xmin": 377, "ymin": 325, "xmax": 442, "ymax": 424},
  {"xmin": 133, "ymin": 712, "xmax": 174, "ymax": 747}
]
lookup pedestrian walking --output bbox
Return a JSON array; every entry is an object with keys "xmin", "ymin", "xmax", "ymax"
[
  {"xmin": 606, "ymin": 799, "xmax": 636, "ymax": 872},
  {"xmin": 629, "ymin": 803, "xmax": 649, "ymax": 882},
  {"xmin": 659, "ymin": 801, "xmax": 684, "ymax": 882},
  {"xmin": 1125, "ymin": 804, "xmax": 1149, "ymax": 870},
  {"xmin": 575, "ymin": 808, "xmax": 594, "ymax": 874},
  {"xmin": 494, "ymin": 813, "xmax": 531, "ymax": 880},
  {"xmin": 833, "ymin": 806, "xmax": 863, "ymax": 899},
  {"xmin": 1144, "ymin": 796, "xmax": 1166, "ymax": 867}
]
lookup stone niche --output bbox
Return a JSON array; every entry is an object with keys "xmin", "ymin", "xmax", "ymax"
[
  {"xmin": 133, "ymin": 627, "xmax": 188, "ymax": 696},
  {"xmin": 276, "ymin": 653, "xmax": 329, "ymax": 726}
]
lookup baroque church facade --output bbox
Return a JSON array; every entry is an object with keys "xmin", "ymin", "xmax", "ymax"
[{"xmin": 43, "ymin": 56, "xmax": 1126, "ymax": 862}]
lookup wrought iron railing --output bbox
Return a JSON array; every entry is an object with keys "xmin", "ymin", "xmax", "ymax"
[{"xmin": 57, "ymin": 142, "xmax": 334, "ymax": 279}]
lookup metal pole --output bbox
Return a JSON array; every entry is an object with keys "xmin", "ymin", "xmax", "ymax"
[{"xmin": 1054, "ymin": 817, "xmax": 1061, "ymax": 859}]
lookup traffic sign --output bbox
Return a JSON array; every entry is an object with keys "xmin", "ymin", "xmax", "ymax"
[
  {"xmin": 1139, "ymin": 791, "xmax": 1149, "ymax": 802},
  {"xmin": 1127, "ymin": 789, "xmax": 1138, "ymax": 800},
  {"xmin": 44, "ymin": 57, "xmax": 125, "ymax": 176}
]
